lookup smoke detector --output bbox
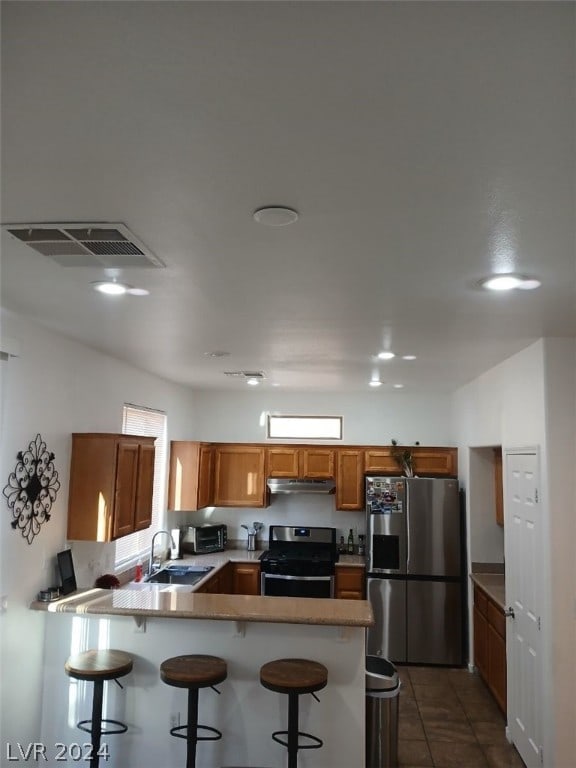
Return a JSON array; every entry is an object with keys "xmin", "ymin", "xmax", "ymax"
[{"xmin": 3, "ymin": 222, "xmax": 164, "ymax": 269}]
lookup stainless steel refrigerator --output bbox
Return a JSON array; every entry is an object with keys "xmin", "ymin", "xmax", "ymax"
[{"xmin": 366, "ymin": 476, "xmax": 465, "ymax": 665}]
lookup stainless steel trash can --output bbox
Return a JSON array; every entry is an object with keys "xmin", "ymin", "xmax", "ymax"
[{"xmin": 366, "ymin": 656, "xmax": 401, "ymax": 768}]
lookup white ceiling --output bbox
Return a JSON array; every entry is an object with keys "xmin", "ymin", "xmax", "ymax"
[{"xmin": 1, "ymin": 1, "xmax": 574, "ymax": 393}]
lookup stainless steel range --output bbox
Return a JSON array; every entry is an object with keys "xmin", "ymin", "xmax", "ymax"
[{"xmin": 259, "ymin": 525, "xmax": 338, "ymax": 598}]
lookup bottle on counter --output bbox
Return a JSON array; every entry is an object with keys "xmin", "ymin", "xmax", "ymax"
[
  {"xmin": 134, "ymin": 560, "xmax": 143, "ymax": 582},
  {"xmin": 338, "ymin": 536, "xmax": 346, "ymax": 555},
  {"xmin": 358, "ymin": 535, "xmax": 365, "ymax": 556},
  {"xmin": 347, "ymin": 528, "xmax": 355, "ymax": 555}
]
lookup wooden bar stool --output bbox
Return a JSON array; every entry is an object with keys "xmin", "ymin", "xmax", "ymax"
[
  {"xmin": 64, "ymin": 649, "xmax": 133, "ymax": 768},
  {"xmin": 259, "ymin": 658, "xmax": 328, "ymax": 768},
  {"xmin": 160, "ymin": 654, "xmax": 227, "ymax": 768}
]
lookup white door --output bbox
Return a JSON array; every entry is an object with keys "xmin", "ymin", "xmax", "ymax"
[{"xmin": 504, "ymin": 449, "xmax": 542, "ymax": 767}]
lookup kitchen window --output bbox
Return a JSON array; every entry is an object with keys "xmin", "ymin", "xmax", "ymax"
[
  {"xmin": 267, "ymin": 415, "xmax": 343, "ymax": 440},
  {"xmin": 114, "ymin": 404, "xmax": 167, "ymax": 568}
]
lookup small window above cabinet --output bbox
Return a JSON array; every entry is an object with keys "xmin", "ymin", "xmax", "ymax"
[
  {"xmin": 267, "ymin": 446, "xmax": 334, "ymax": 479},
  {"xmin": 167, "ymin": 441, "xmax": 214, "ymax": 511}
]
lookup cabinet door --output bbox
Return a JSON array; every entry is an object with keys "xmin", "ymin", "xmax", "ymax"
[
  {"xmin": 364, "ymin": 449, "xmax": 397, "ymax": 474},
  {"xmin": 233, "ymin": 563, "xmax": 261, "ymax": 595},
  {"xmin": 301, "ymin": 448, "xmax": 334, "ymax": 478},
  {"xmin": 487, "ymin": 622, "xmax": 507, "ymax": 714},
  {"xmin": 197, "ymin": 444, "xmax": 214, "ymax": 509},
  {"xmin": 67, "ymin": 435, "xmax": 117, "ymax": 541},
  {"xmin": 336, "ymin": 449, "xmax": 364, "ymax": 510},
  {"xmin": 412, "ymin": 448, "xmax": 457, "ymax": 477},
  {"xmin": 473, "ymin": 604, "xmax": 489, "ymax": 680},
  {"xmin": 267, "ymin": 447, "xmax": 299, "ymax": 478},
  {"xmin": 113, "ymin": 441, "xmax": 140, "ymax": 539},
  {"xmin": 213, "ymin": 446, "xmax": 267, "ymax": 507},
  {"xmin": 134, "ymin": 442, "xmax": 155, "ymax": 531},
  {"xmin": 335, "ymin": 566, "xmax": 365, "ymax": 599}
]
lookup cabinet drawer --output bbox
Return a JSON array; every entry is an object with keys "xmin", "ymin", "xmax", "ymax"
[
  {"xmin": 474, "ymin": 585, "xmax": 488, "ymax": 617},
  {"xmin": 487, "ymin": 600, "xmax": 506, "ymax": 638}
]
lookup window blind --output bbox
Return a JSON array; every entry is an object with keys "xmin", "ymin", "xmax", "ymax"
[{"xmin": 115, "ymin": 404, "xmax": 167, "ymax": 568}]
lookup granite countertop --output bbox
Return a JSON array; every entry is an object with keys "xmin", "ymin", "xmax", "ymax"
[
  {"xmin": 470, "ymin": 572, "xmax": 506, "ymax": 609},
  {"xmin": 30, "ymin": 549, "xmax": 372, "ymax": 627}
]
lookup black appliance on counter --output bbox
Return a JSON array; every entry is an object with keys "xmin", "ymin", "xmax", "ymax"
[{"xmin": 259, "ymin": 525, "xmax": 338, "ymax": 598}]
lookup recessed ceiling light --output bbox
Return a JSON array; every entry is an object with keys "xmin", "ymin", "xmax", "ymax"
[
  {"xmin": 402, "ymin": 355, "xmax": 417, "ymax": 361},
  {"xmin": 479, "ymin": 274, "xmax": 541, "ymax": 291},
  {"xmin": 393, "ymin": 384, "xmax": 404, "ymax": 389},
  {"xmin": 253, "ymin": 207, "xmax": 299, "ymax": 226},
  {"xmin": 126, "ymin": 287, "xmax": 150, "ymax": 296},
  {"xmin": 377, "ymin": 351, "xmax": 395, "ymax": 360},
  {"xmin": 92, "ymin": 280, "xmax": 129, "ymax": 295},
  {"xmin": 246, "ymin": 378, "xmax": 260, "ymax": 386},
  {"xmin": 369, "ymin": 380, "xmax": 383, "ymax": 387}
]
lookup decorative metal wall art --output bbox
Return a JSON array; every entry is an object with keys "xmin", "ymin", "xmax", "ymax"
[{"xmin": 3, "ymin": 433, "xmax": 61, "ymax": 544}]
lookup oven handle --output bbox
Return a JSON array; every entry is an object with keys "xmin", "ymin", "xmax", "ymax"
[{"xmin": 263, "ymin": 574, "xmax": 332, "ymax": 581}]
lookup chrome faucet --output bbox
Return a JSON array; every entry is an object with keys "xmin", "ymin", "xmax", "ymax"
[{"xmin": 148, "ymin": 529, "xmax": 176, "ymax": 575}]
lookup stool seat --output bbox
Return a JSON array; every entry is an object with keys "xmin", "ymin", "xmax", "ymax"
[
  {"xmin": 260, "ymin": 658, "xmax": 328, "ymax": 695},
  {"xmin": 260, "ymin": 658, "xmax": 327, "ymax": 768},
  {"xmin": 160, "ymin": 654, "xmax": 227, "ymax": 689},
  {"xmin": 65, "ymin": 649, "xmax": 133, "ymax": 681},
  {"xmin": 160, "ymin": 654, "xmax": 227, "ymax": 768},
  {"xmin": 64, "ymin": 649, "xmax": 132, "ymax": 768}
]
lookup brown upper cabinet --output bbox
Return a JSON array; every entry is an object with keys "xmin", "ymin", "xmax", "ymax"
[
  {"xmin": 335, "ymin": 448, "xmax": 365, "ymax": 510},
  {"xmin": 213, "ymin": 444, "xmax": 268, "ymax": 507},
  {"xmin": 67, "ymin": 433, "xmax": 156, "ymax": 542},
  {"xmin": 364, "ymin": 446, "xmax": 457, "ymax": 477},
  {"xmin": 267, "ymin": 446, "xmax": 334, "ymax": 479},
  {"xmin": 167, "ymin": 441, "xmax": 214, "ymax": 511}
]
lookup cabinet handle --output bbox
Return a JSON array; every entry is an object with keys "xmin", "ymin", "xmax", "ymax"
[{"xmin": 504, "ymin": 607, "xmax": 515, "ymax": 619}]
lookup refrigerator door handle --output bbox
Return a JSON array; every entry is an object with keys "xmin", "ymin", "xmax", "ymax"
[{"xmin": 405, "ymin": 480, "xmax": 410, "ymax": 572}]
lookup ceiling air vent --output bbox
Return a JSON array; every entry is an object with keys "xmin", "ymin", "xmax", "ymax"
[
  {"xmin": 224, "ymin": 371, "xmax": 267, "ymax": 380},
  {"xmin": 3, "ymin": 222, "xmax": 164, "ymax": 269}
]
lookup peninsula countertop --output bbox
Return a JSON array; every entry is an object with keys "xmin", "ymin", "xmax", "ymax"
[{"xmin": 30, "ymin": 549, "xmax": 372, "ymax": 627}]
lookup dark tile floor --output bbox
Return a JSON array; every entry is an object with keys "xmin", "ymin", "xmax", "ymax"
[{"xmin": 397, "ymin": 666, "xmax": 526, "ymax": 768}]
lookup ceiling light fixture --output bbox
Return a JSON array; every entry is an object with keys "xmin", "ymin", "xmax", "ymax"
[
  {"xmin": 92, "ymin": 280, "xmax": 128, "ymax": 296},
  {"xmin": 479, "ymin": 274, "xmax": 541, "ymax": 291},
  {"xmin": 246, "ymin": 378, "xmax": 260, "ymax": 386},
  {"xmin": 393, "ymin": 384, "xmax": 404, "ymax": 389},
  {"xmin": 402, "ymin": 355, "xmax": 417, "ymax": 361},
  {"xmin": 253, "ymin": 207, "xmax": 299, "ymax": 226},
  {"xmin": 377, "ymin": 351, "xmax": 395, "ymax": 360},
  {"xmin": 369, "ymin": 380, "xmax": 382, "ymax": 388},
  {"xmin": 92, "ymin": 280, "xmax": 149, "ymax": 296}
]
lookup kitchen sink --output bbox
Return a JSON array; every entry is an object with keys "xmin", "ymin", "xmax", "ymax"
[{"xmin": 144, "ymin": 564, "xmax": 214, "ymax": 586}]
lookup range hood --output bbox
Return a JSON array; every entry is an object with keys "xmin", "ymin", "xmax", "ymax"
[{"xmin": 267, "ymin": 478, "xmax": 336, "ymax": 495}]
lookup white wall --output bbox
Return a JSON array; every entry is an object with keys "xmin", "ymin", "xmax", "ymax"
[
  {"xmin": 0, "ymin": 309, "xmax": 197, "ymax": 753},
  {"xmin": 192, "ymin": 389, "xmax": 453, "ymax": 445},
  {"xmin": 179, "ymin": 389, "xmax": 455, "ymax": 544},
  {"xmin": 453, "ymin": 338, "xmax": 576, "ymax": 768}
]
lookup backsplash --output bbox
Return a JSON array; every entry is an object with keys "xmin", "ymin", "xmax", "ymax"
[{"xmin": 169, "ymin": 494, "xmax": 366, "ymax": 550}]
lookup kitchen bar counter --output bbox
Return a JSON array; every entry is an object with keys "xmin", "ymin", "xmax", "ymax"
[
  {"xmin": 470, "ymin": 572, "xmax": 505, "ymax": 609},
  {"xmin": 31, "ymin": 588, "xmax": 373, "ymax": 626},
  {"xmin": 35, "ymin": 546, "xmax": 370, "ymax": 766}
]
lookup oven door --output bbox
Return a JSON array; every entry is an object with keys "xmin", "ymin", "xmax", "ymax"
[{"xmin": 261, "ymin": 573, "xmax": 334, "ymax": 598}]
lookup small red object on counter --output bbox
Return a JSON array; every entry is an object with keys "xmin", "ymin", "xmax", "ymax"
[{"xmin": 134, "ymin": 562, "xmax": 143, "ymax": 582}]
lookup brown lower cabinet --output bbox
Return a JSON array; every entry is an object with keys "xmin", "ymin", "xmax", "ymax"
[
  {"xmin": 197, "ymin": 562, "xmax": 260, "ymax": 596},
  {"xmin": 335, "ymin": 566, "xmax": 365, "ymax": 600},
  {"xmin": 473, "ymin": 584, "xmax": 507, "ymax": 714}
]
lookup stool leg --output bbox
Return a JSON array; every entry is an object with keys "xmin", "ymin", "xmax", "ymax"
[
  {"xmin": 287, "ymin": 692, "xmax": 299, "ymax": 768},
  {"xmin": 186, "ymin": 687, "xmax": 199, "ymax": 768},
  {"xmin": 89, "ymin": 680, "xmax": 104, "ymax": 768}
]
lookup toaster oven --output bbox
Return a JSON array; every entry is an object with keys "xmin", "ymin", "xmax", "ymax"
[{"xmin": 181, "ymin": 523, "xmax": 227, "ymax": 554}]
